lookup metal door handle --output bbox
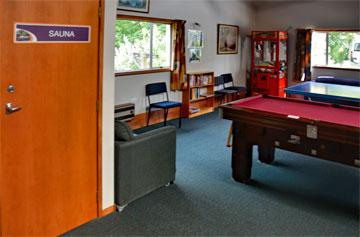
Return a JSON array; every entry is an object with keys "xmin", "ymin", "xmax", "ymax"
[{"xmin": 5, "ymin": 103, "xmax": 22, "ymax": 114}]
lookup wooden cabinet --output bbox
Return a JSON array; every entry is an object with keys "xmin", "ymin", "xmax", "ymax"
[
  {"xmin": 182, "ymin": 71, "xmax": 215, "ymax": 118},
  {"xmin": 250, "ymin": 31, "xmax": 288, "ymax": 97}
]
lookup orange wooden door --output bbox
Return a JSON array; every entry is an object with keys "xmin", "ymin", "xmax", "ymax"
[{"xmin": 0, "ymin": 0, "xmax": 101, "ymax": 235}]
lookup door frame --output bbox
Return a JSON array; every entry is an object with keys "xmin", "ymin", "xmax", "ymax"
[
  {"xmin": 0, "ymin": 0, "xmax": 107, "ymax": 234},
  {"xmin": 0, "ymin": 1, "xmax": 4, "ymax": 234},
  {"xmin": 0, "ymin": 1, "xmax": 3, "ymax": 234},
  {"xmin": 97, "ymin": 0, "xmax": 105, "ymax": 217}
]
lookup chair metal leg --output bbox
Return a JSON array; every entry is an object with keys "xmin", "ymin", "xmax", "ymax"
[
  {"xmin": 178, "ymin": 106, "xmax": 182, "ymax": 128},
  {"xmin": 147, "ymin": 106, "xmax": 152, "ymax": 127},
  {"xmin": 164, "ymin": 108, "xmax": 168, "ymax": 126}
]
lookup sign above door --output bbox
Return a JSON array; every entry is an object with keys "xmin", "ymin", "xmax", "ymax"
[{"xmin": 14, "ymin": 23, "xmax": 91, "ymax": 43}]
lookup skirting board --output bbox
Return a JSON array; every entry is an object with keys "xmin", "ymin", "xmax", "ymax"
[
  {"xmin": 125, "ymin": 94, "xmax": 244, "ymax": 130},
  {"xmin": 101, "ymin": 205, "xmax": 116, "ymax": 217},
  {"xmin": 127, "ymin": 107, "xmax": 181, "ymax": 130}
]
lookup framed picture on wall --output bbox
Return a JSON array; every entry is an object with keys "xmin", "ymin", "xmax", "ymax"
[
  {"xmin": 117, "ymin": 0, "xmax": 150, "ymax": 13},
  {"xmin": 187, "ymin": 30, "xmax": 204, "ymax": 48},
  {"xmin": 189, "ymin": 48, "xmax": 202, "ymax": 63},
  {"xmin": 217, "ymin": 24, "xmax": 239, "ymax": 54}
]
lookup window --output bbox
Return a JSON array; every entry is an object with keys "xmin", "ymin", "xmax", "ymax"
[
  {"xmin": 311, "ymin": 31, "xmax": 360, "ymax": 70},
  {"xmin": 115, "ymin": 18, "xmax": 172, "ymax": 75}
]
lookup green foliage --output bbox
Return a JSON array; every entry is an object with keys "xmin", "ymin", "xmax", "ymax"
[
  {"xmin": 152, "ymin": 23, "xmax": 169, "ymax": 67},
  {"xmin": 115, "ymin": 20, "xmax": 151, "ymax": 48},
  {"xmin": 115, "ymin": 19, "xmax": 170, "ymax": 71},
  {"xmin": 328, "ymin": 32, "xmax": 354, "ymax": 64}
]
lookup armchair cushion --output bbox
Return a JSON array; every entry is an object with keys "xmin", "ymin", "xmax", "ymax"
[{"xmin": 115, "ymin": 120, "xmax": 134, "ymax": 141}]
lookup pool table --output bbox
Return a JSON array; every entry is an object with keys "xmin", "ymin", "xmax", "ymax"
[{"xmin": 220, "ymin": 95, "xmax": 360, "ymax": 183}]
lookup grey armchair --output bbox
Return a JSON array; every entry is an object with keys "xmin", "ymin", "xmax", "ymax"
[{"xmin": 114, "ymin": 120, "xmax": 176, "ymax": 210}]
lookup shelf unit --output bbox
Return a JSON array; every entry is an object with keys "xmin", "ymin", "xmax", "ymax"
[
  {"xmin": 250, "ymin": 31, "xmax": 288, "ymax": 97},
  {"xmin": 182, "ymin": 71, "xmax": 215, "ymax": 118}
]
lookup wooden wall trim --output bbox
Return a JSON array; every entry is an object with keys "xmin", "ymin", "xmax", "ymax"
[
  {"xmin": 101, "ymin": 205, "xmax": 116, "ymax": 217},
  {"xmin": 312, "ymin": 28, "xmax": 360, "ymax": 32},
  {"xmin": 127, "ymin": 108, "xmax": 181, "ymax": 130},
  {"xmin": 312, "ymin": 66, "xmax": 360, "ymax": 72},
  {"xmin": 117, "ymin": 14, "xmax": 174, "ymax": 24},
  {"xmin": 127, "ymin": 98, "xmax": 224, "ymax": 130},
  {"xmin": 116, "ymin": 68, "xmax": 171, "ymax": 77},
  {"xmin": 97, "ymin": 0, "xmax": 105, "ymax": 217},
  {"xmin": 0, "ymin": 1, "xmax": 3, "ymax": 234}
]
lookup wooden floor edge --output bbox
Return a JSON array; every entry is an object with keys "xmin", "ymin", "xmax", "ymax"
[
  {"xmin": 125, "ymin": 95, "xmax": 242, "ymax": 130},
  {"xmin": 127, "ymin": 108, "xmax": 181, "ymax": 130},
  {"xmin": 101, "ymin": 205, "xmax": 116, "ymax": 217}
]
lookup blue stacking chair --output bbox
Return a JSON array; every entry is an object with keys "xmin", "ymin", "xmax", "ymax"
[
  {"xmin": 214, "ymin": 76, "xmax": 237, "ymax": 104},
  {"xmin": 221, "ymin": 73, "xmax": 247, "ymax": 93},
  {"xmin": 145, "ymin": 82, "xmax": 182, "ymax": 128}
]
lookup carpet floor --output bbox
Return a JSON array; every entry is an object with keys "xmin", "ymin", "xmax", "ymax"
[{"xmin": 65, "ymin": 110, "xmax": 359, "ymax": 236}]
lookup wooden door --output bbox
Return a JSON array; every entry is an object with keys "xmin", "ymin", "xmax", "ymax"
[{"xmin": 0, "ymin": 0, "xmax": 101, "ymax": 235}]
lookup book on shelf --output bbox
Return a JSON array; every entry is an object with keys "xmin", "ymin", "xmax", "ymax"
[
  {"xmin": 190, "ymin": 88, "xmax": 199, "ymax": 100},
  {"xmin": 200, "ymin": 93, "xmax": 214, "ymax": 98},
  {"xmin": 188, "ymin": 73, "xmax": 213, "ymax": 87},
  {"xmin": 188, "ymin": 75, "xmax": 196, "ymax": 87},
  {"xmin": 199, "ymin": 87, "xmax": 208, "ymax": 97},
  {"xmin": 191, "ymin": 87, "xmax": 213, "ymax": 100}
]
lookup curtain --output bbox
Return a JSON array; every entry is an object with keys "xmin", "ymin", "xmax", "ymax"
[
  {"xmin": 170, "ymin": 20, "xmax": 186, "ymax": 91},
  {"xmin": 293, "ymin": 29, "xmax": 312, "ymax": 81}
]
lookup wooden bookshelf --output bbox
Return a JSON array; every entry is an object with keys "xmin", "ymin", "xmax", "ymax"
[{"xmin": 182, "ymin": 71, "xmax": 215, "ymax": 118}]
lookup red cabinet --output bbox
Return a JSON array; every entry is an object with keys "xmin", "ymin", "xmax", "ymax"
[{"xmin": 250, "ymin": 31, "xmax": 288, "ymax": 97}]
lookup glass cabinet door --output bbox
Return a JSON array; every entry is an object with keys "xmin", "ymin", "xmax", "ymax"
[
  {"xmin": 254, "ymin": 40, "xmax": 276, "ymax": 67},
  {"xmin": 279, "ymin": 40, "xmax": 287, "ymax": 77},
  {"xmin": 279, "ymin": 40, "xmax": 287, "ymax": 61}
]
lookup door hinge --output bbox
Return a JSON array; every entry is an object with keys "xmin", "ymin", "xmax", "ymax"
[{"xmin": 98, "ymin": 6, "xmax": 102, "ymax": 17}]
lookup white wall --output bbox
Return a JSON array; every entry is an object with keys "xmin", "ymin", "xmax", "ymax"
[
  {"xmin": 102, "ymin": 0, "xmax": 117, "ymax": 210},
  {"xmin": 101, "ymin": 0, "xmax": 254, "ymax": 211},
  {"xmin": 254, "ymin": 0, "xmax": 360, "ymax": 84},
  {"xmin": 116, "ymin": 0, "xmax": 255, "ymax": 114}
]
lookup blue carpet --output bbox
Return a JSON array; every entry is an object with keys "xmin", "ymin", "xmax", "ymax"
[{"xmin": 66, "ymin": 110, "xmax": 359, "ymax": 236}]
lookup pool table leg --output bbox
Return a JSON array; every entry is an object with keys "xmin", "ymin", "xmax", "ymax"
[
  {"xmin": 232, "ymin": 123, "xmax": 253, "ymax": 183},
  {"xmin": 232, "ymin": 142, "xmax": 253, "ymax": 183},
  {"xmin": 258, "ymin": 144, "xmax": 275, "ymax": 164}
]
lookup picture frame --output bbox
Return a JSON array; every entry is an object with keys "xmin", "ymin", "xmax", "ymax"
[
  {"xmin": 217, "ymin": 24, "xmax": 239, "ymax": 54},
  {"xmin": 189, "ymin": 48, "xmax": 202, "ymax": 63},
  {"xmin": 187, "ymin": 30, "xmax": 204, "ymax": 49},
  {"xmin": 117, "ymin": 0, "xmax": 150, "ymax": 13}
]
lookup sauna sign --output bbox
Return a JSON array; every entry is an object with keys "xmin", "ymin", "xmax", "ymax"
[{"xmin": 14, "ymin": 23, "xmax": 91, "ymax": 43}]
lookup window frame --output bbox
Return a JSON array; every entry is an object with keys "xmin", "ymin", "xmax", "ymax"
[
  {"xmin": 115, "ymin": 15, "xmax": 174, "ymax": 76},
  {"xmin": 311, "ymin": 29, "xmax": 360, "ymax": 71}
]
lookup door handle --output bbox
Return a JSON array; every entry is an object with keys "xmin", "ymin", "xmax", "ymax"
[{"xmin": 5, "ymin": 103, "xmax": 22, "ymax": 114}]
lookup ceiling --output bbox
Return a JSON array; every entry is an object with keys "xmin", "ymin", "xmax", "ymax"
[{"xmin": 245, "ymin": 0, "xmax": 357, "ymax": 10}]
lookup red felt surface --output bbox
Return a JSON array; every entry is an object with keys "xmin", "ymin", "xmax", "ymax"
[{"xmin": 234, "ymin": 97, "xmax": 360, "ymax": 128}]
